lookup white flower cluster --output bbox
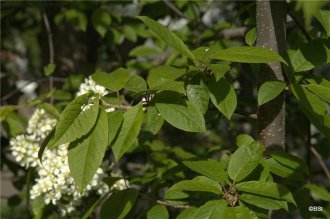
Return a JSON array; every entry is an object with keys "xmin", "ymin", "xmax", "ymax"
[
  {"xmin": 76, "ymin": 76, "xmax": 108, "ymax": 97},
  {"xmin": 10, "ymin": 108, "xmax": 127, "ymax": 217}
]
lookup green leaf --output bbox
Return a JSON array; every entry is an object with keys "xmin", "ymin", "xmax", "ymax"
[
  {"xmin": 257, "ymin": 81, "xmax": 286, "ymax": 106},
  {"xmin": 147, "ymin": 66, "xmax": 186, "ymax": 88},
  {"xmin": 124, "ymin": 75, "xmax": 147, "ymax": 93},
  {"xmin": 207, "ymin": 63, "xmax": 231, "ymax": 81},
  {"xmin": 137, "ymin": 16, "xmax": 195, "ymax": 60},
  {"xmin": 183, "ymin": 158, "xmax": 226, "ymax": 183},
  {"xmin": 296, "ymin": 1, "xmax": 327, "ymax": 27},
  {"xmin": 240, "ymin": 193, "xmax": 288, "ymax": 210},
  {"xmin": 191, "ymin": 200, "xmax": 227, "ymax": 219},
  {"xmin": 38, "ymin": 127, "xmax": 55, "ymax": 161},
  {"xmin": 44, "ymin": 63, "xmax": 56, "ymax": 76},
  {"xmin": 268, "ymin": 151, "xmax": 308, "ymax": 175},
  {"xmin": 92, "ymin": 68, "xmax": 130, "ymax": 91},
  {"xmin": 165, "ymin": 176, "xmax": 222, "ymax": 201},
  {"xmin": 208, "ymin": 78, "xmax": 237, "ymax": 120},
  {"xmin": 112, "ymin": 105, "xmax": 144, "ymax": 161},
  {"xmin": 305, "ymin": 84, "xmax": 330, "ymax": 103},
  {"xmin": 140, "ymin": 106, "xmax": 164, "ymax": 142},
  {"xmin": 31, "ymin": 196, "xmax": 45, "ymax": 219},
  {"xmin": 316, "ymin": 10, "xmax": 330, "ymax": 37},
  {"xmin": 154, "ymin": 91, "xmax": 206, "ymax": 132},
  {"xmin": 0, "ymin": 105, "xmax": 17, "ymax": 122},
  {"xmin": 245, "ymin": 28, "xmax": 257, "ymax": 46},
  {"xmin": 176, "ymin": 207, "xmax": 198, "ymax": 219},
  {"xmin": 291, "ymin": 83, "xmax": 330, "ymax": 137},
  {"xmin": 107, "ymin": 111, "xmax": 124, "ymax": 146},
  {"xmin": 236, "ymin": 181, "xmax": 296, "ymax": 205},
  {"xmin": 68, "ymin": 109, "xmax": 108, "ymax": 193},
  {"xmin": 222, "ymin": 206, "xmax": 255, "ymax": 219},
  {"xmin": 210, "ymin": 46, "xmax": 287, "ymax": 64},
  {"xmin": 48, "ymin": 94, "xmax": 99, "ymax": 149},
  {"xmin": 186, "ymin": 75, "xmax": 209, "ymax": 114},
  {"xmin": 264, "ymin": 158, "xmax": 305, "ymax": 181},
  {"xmin": 228, "ymin": 142, "xmax": 264, "ymax": 182},
  {"xmin": 152, "ymin": 81, "xmax": 186, "ymax": 94},
  {"xmin": 100, "ymin": 189, "xmax": 138, "ymax": 219},
  {"xmin": 147, "ymin": 205, "xmax": 169, "ymax": 219},
  {"xmin": 92, "ymin": 9, "xmax": 111, "ymax": 38},
  {"xmin": 236, "ymin": 134, "xmax": 254, "ymax": 147},
  {"xmin": 305, "ymin": 183, "xmax": 330, "ymax": 202},
  {"xmin": 288, "ymin": 40, "xmax": 330, "ymax": 72},
  {"xmin": 123, "ymin": 25, "xmax": 137, "ymax": 42},
  {"xmin": 129, "ymin": 45, "xmax": 160, "ymax": 57}
]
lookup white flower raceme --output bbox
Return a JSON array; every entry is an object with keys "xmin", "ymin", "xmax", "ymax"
[
  {"xmin": 10, "ymin": 110, "xmax": 126, "ymax": 216},
  {"xmin": 76, "ymin": 76, "xmax": 108, "ymax": 97}
]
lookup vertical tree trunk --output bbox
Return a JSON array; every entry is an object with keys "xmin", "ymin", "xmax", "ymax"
[
  {"xmin": 256, "ymin": 0, "xmax": 286, "ymax": 150},
  {"xmin": 256, "ymin": 1, "xmax": 288, "ymax": 218}
]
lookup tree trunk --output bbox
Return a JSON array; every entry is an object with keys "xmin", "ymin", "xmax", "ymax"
[
  {"xmin": 256, "ymin": 1, "xmax": 288, "ymax": 218},
  {"xmin": 256, "ymin": 0, "xmax": 286, "ymax": 151}
]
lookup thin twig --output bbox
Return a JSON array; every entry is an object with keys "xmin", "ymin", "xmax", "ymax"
[
  {"xmin": 162, "ymin": 0, "xmax": 187, "ymax": 19},
  {"xmin": 156, "ymin": 200, "xmax": 190, "ymax": 209},
  {"xmin": 100, "ymin": 99, "xmax": 131, "ymax": 110},
  {"xmin": 288, "ymin": 11, "xmax": 312, "ymax": 41},
  {"xmin": 311, "ymin": 146, "xmax": 330, "ymax": 183},
  {"xmin": 42, "ymin": 10, "xmax": 55, "ymax": 104}
]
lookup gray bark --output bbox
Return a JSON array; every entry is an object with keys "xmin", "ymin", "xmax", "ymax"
[{"xmin": 256, "ymin": 0, "xmax": 286, "ymax": 150}]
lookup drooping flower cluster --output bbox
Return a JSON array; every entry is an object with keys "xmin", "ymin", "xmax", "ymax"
[
  {"xmin": 76, "ymin": 76, "xmax": 108, "ymax": 97},
  {"xmin": 10, "ymin": 77, "xmax": 128, "ymax": 217}
]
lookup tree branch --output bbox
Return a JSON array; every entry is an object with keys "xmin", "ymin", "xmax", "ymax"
[
  {"xmin": 311, "ymin": 146, "xmax": 330, "ymax": 183},
  {"xmin": 156, "ymin": 200, "xmax": 190, "ymax": 209},
  {"xmin": 42, "ymin": 10, "xmax": 55, "ymax": 104}
]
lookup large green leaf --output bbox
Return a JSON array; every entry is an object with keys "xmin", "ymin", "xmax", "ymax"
[
  {"xmin": 137, "ymin": 16, "xmax": 195, "ymax": 60},
  {"xmin": 210, "ymin": 46, "xmax": 287, "ymax": 64},
  {"xmin": 124, "ymin": 75, "xmax": 147, "ymax": 93},
  {"xmin": 112, "ymin": 105, "xmax": 144, "ymax": 161},
  {"xmin": 291, "ymin": 83, "xmax": 330, "ymax": 137},
  {"xmin": 236, "ymin": 181, "xmax": 296, "ymax": 205},
  {"xmin": 257, "ymin": 81, "xmax": 286, "ymax": 106},
  {"xmin": 316, "ymin": 10, "xmax": 330, "ymax": 37},
  {"xmin": 92, "ymin": 68, "xmax": 130, "ymax": 91},
  {"xmin": 183, "ymin": 158, "xmax": 227, "ymax": 183},
  {"xmin": 107, "ymin": 111, "xmax": 124, "ymax": 146},
  {"xmin": 48, "ymin": 94, "xmax": 99, "ymax": 149},
  {"xmin": 0, "ymin": 105, "xmax": 17, "ymax": 122},
  {"xmin": 305, "ymin": 84, "xmax": 330, "ymax": 103},
  {"xmin": 186, "ymin": 75, "xmax": 209, "ymax": 114},
  {"xmin": 147, "ymin": 205, "xmax": 169, "ymax": 219},
  {"xmin": 92, "ymin": 8, "xmax": 111, "ymax": 38},
  {"xmin": 100, "ymin": 189, "xmax": 138, "ymax": 219},
  {"xmin": 165, "ymin": 176, "xmax": 222, "ymax": 201},
  {"xmin": 288, "ymin": 40, "xmax": 330, "ymax": 72},
  {"xmin": 268, "ymin": 151, "xmax": 308, "ymax": 175},
  {"xmin": 228, "ymin": 142, "xmax": 264, "ymax": 182},
  {"xmin": 191, "ymin": 200, "xmax": 227, "ymax": 219},
  {"xmin": 240, "ymin": 193, "xmax": 288, "ymax": 210},
  {"xmin": 236, "ymin": 134, "xmax": 254, "ymax": 147},
  {"xmin": 264, "ymin": 158, "xmax": 305, "ymax": 181},
  {"xmin": 139, "ymin": 106, "xmax": 164, "ymax": 142},
  {"xmin": 147, "ymin": 66, "xmax": 186, "ymax": 88},
  {"xmin": 176, "ymin": 207, "xmax": 198, "ymax": 219},
  {"xmin": 207, "ymin": 63, "xmax": 231, "ymax": 81},
  {"xmin": 221, "ymin": 206, "xmax": 255, "ymax": 219},
  {"xmin": 208, "ymin": 78, "xmax": 237, "ymax": 120},
  {"xmin": 68, "ymin": 109, "xmax": 108, "ymax": 193},
  {"xmin": 154, "ymin": 91, "xmax": 206, "ymax": 132}
]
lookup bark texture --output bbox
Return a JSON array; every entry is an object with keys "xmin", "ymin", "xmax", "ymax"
[{"xmin": 256, "ymin": 0, "xmax": 286, "ymax": 150}]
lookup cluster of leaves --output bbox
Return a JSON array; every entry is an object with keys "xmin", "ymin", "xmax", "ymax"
[{"xmin": 1, "ymin": 1, "xmax": 330, "ymax": 219}]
